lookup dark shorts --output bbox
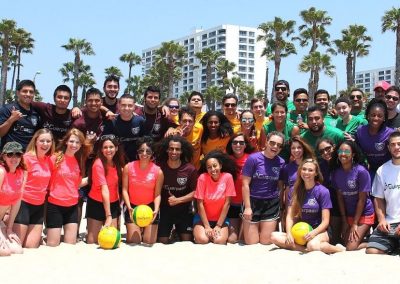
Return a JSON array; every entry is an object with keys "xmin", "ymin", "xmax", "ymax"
[
  {"xmin": 124, "ymin": 202, "xmax": 159, "ymax": 225},
  {"xmin": 192, "ymin": 214, "xmax": 230, "ymax": 227},
  {"xmin": 158, "ymin": 206, "xmax": 193, "ymax": 238},
  {"xmin": 78, "ymin": 186, "xmax": 90, "ymax": 202},
  {"xmin": 367, "ymin": 222, "xmax": 400, "ymax": 254},
  {"xmin": 14, "ymin": 201, "xmax": 44, "ymax": 225},
  {"xmin": 328, "ymin": 187, "xmax": 341, "ymax": 217},
  {"xmin": 245, "ymin": 197, "xmax": 280, "ymax": 223},
  {"xmin": 85, "ymin": 197, "xmax": 121, "ymax": 221},
  {"xmin": 227, "ymin": 204, "xmax": 241, "ymax": 219},
  {"xmin": 46, "ymin": 202, "xmax": 78, "ymax": 228}
]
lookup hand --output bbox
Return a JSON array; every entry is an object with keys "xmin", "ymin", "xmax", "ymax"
[
  {"xmin": 243, "ymin": 207, "xmax": 252, "ymax": 221},
  {"xmin": 304, "ymin": 230, "xmax": 317, "ymax": 242},
  {"xmin": 395, "ymin": 225, "xmax": 400, "ymax": 236},
  {"xmin": 151, "ymin": 210, "xmax": 159, "ymax": 223},
  {"xmin": 327, "ymin": 108, "xmax": 337, "ymax": 117},
  {"xmin": 297, "ymin": 121, "xmax": 308, "ymax": 129},
  {"xmin": 205, "ymin": 226, "xmax": 213, "ymax": 239},
  {"xmin": 161, "ymin": 105, "xmax": 170, "ymax": 118},
  {"xmin": 10, "ymin": 106, "xmax": 24, "ymax": 122},
  {"xmin": 212, "ymin": 226, "xmax": 221, "ymax": 239},
  {"xmin": 285, "ymin": 232, "xmax": 294, "ymax": 246},
  {"xmin": 6, "ymin": 229, "xmax": 21, "ymax": 245},
  {"xmin": 105, "ymin": 111, "xmax": 117, "ymax": 120},
  {"xmin": 164, "ymin": 127, "xmax": 179, "ymax": 137},
  {"xmin": 71, "ymin": 107, "xmax": 82, "ymax": 119},
  {"xmin": 377, "ymin": 220, "xmax": 390, "ymax": 233},
  {"xmin": 104, "ymin": 215, "xmax": 112, "ymax": 227},
  {"xmin": 128, "ymin": 207, "xmax": 134, "ymax": 222},
  {"xmin": 348, "ymin": 224, "xmax": 359, "ymax": 242},
  {"xmin": 344, "ymin": 132, "xmax": 355, "ymax": 141},
  {"xmin": 168, "ymin": 193, "xmax": 181, "ymax": 207}
]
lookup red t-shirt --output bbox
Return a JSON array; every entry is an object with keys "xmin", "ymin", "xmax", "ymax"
[
  {"xmin": 0, "ymin": 166, "xmax": 24, "ymax": 206},
  {"xmin": 22, "ymin": 153, "xmax": 52, "ymax": 205},
  {"xmin": 89, "ymin": 158, "xmax": 119, "ymax": 203},
  {"xmin": 194, "ymin": 172, "xmax": 236, "ymax": 221},
  {"xmin": 127, "ymin": 161, "xmax": 160, "ymax": 205},
  {"xmin": 48, "ymin": 154, "xmax": 82, "ymax": 207},
  {"xmin": 231, "ymin": 153, "xmax": 250, "ymax": 205}
]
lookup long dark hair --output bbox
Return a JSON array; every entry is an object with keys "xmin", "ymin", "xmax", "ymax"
[
  {"xmin": 199, "ymin": 150, "xmax": 238, "ymax": 180},
  {"xmin": 201, "ymin": 110, "xmax": 233, "ymax": 144},
  {"xmin": 155, "ymin": 135, "xmax": 193, "ymax": 164},
  {"xmin": 330, "ymin": 140, "xmax": 364, "ymax": 170}
]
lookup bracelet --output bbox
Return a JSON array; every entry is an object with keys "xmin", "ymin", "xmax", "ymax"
[
  {"xmin": 106, "ymin": 214, "xmax": 112, "ymax": 217},
  {"xmin": 216, "ymin": 223, "xmax": 222, "ymax": 227}
]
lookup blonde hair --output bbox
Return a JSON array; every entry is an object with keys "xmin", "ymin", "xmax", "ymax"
[{"xmin": 26, "ymin": 128, "xmax": 55, "ymax": 157}]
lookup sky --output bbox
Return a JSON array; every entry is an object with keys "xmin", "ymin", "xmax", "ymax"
[{"xmin": 1, "ymin": 0, "xmax": 399, "ymax": 103}]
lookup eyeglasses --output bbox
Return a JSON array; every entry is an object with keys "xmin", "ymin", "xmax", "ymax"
[
  {"xmin": 168, "ymin": 105, "xmax": 180, "ymax": 109},
  {"xmin": 385, "ymin": 94, "xmax": 399, "ymax": 102},
  {"xmin": 232, "ymin": 140, "xmax": 245, "ymax": 145},
  {"xmin": 338, "ymin": 149, "xmax": 351, "ymax": 155},
  {"xmin": 138, "ymin": 149, "xmax": 153, "ymax": 155},
  {"xmin": 275, "ymin": 86, "xmax": 287, "ymax": 92},
  {"xmin": 253, "ymin": 105, "xmax": 264, "ymax": 109},
  {"xmin": 5, "ymin": 152, "xmax": 23, "ymax": 158},
  {"xmin": 295, "ymin": 98, "xmax": 308, "ymax": 103},
  {"xmin": 241, "ymin": 118, "xmax": 254, "ymax": 123},
  {"xmin": 224, "ymin": 103, "xmax": 237, "ymax": 108},
  {"xmin": 318, "ymin": 146, "xmax": 332, "ymax": 155},
  {"xmin": 268, "ymin": 140, "xmax": 283, "ymax": 149},
  {"xmin": 100, "ymin": 134, "xmax": 117, "ymax": 141},
  {"xmin": 350, "ymin": 95, "xmax": 362, "ymax": 100}
]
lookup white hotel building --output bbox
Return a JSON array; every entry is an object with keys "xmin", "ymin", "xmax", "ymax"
[
  {"xmin": 355, "ymin": 66, "xmax": 395, "ymax": 95},
  {"xmin": 141, "ymin": 24, "xmax": 267, "ymax": 98}
]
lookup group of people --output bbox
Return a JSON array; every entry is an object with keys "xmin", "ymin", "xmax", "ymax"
[{"xmin": 1, "ymin": 75, "xmax": 400, "ymax": 256}]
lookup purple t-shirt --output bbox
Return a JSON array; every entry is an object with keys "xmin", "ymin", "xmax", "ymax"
[
  {"xmin": 332, "ymin": 164, "xmax": 374, "ymax": 217},
  {"xmin": 242, "ymin": 152, "xmax": 285, "ymax": 199},
  {"xmin": 355, "ymin": 125, "xmax": 394, "ymax": 171},
  {"xmin": 281, "ymin": 161, "xmax": 298, "ymax": 189},
  {"xmin": 289, "ymin": 184, "xmax": 332, "ymax": 228}
]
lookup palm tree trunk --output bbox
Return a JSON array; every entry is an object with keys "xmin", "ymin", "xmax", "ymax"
[
  {"xmin": 352, "ymin": 51, "xmax": 356, "ymax": 87},
  {"xmin": 307, "ymin": 68, "xmax": 314, "ymax": 96},
  {"xmin": 1, "ymin": 51, "xmax": 9, "ymax": 106},
  {"xmin": 127, "ymin": 64, "xmax": 132, "ymax": 94},
  {"xmin": 395, "ymin": 26, "xmax": 400, "ymax": 86},
  {"xmin": 272, "ymin": 57, "xmax": 281, "ymax": 104},
  {"xmin": 168, "ymin": 66, "xmax": 174, "ymax": 98},
  {"xmin": 10, "ymin": 59, "xmax": 17, "ymax": 94},
  {"xmin": 346, "ymin": 55, "xmax": 353, "ymax": 89},
  {"xmin": 16, "ymin": 49, "xmax": 22, "ymax": 91},
  {"xmin": 72, "ymin": 52, "xmax": 80, "ymax": 107},
  {"xmin": 312, "ymin": 67, "xmax": 319, "ymax": 104},
  {"xmin": 264, "ymin": 62, "xmax": 269, "ymax": 103}
]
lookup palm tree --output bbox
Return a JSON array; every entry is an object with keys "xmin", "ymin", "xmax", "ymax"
[
  {"xmin": 204, "ymin": 86, "xmax": 224, "ymax": 111},
  {"xmin": 297, "ymin": 7, "xmax": 332, "ymax": 97},
  {"xmin": 229, "ymin": 76, "xmax": 246, "ymax": 97},
  {"xmin": 125, "ymin": 75, "xmax": 143, "ymax": 102},
  {"xmin": 119, "ymin": 52, "xmax": 141, "ymax": 94},
  {"xmin": 10, "ymin": 28, "xmax": 34, "ymax": 92},
  {"xmin": 78, "ymin": 73, "xmax": 96, "ymax": 105},
  {"xmin": 257, "ymin": 17, "xmax": 297, "ymax": 103},
  {"xmin": 216, "ymin": 58, "xmax": 236, "ymax": 90},
  {"xmin": 154, "ymin": 41, "xmax": 187, "ymax": 97},
  {"xmin": 104, "ymin": 66, "xmax": 123, "ymax": 78},
  {"xmin": 240, "ymin": 85, "xmax": 265, "ymax": 109},
  {"xmin": 0, "ymin": 19, "xmax": 17, "ymax": 105},
  {"xmin": 61, "ymin": 38, "xmax": 95, "ymax": 106},
  {"xmin": 195, "ymin": 48, "xmax": 221, "ymax": 87},
  {"xmin": 333, "ymin": 25, "xmax": 372, "ymax": 88},
  {"xmin": 299, "ymin": 51, "xmax": 335, "ymax": 98},
  {"xmin": 382, "ymin": 7, "xmax": 400, "ymax": 86},
  {"xmin": 179, "ymin": 91, "xmax": 192, "ymax": 106}
]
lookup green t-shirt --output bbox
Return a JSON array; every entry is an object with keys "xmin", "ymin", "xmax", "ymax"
[
  {"xmin": 351, "ymin": 110, "xmax": 368, "ymax": 124},
  {"xmin": 323, "ymin": 113, "xmax": 337, "ymax": 128},
  {"xmin": 288, "ymin": 111, "xmax": 307, "ymax": 135},
  {"xmin": 301, "ymin": 125, "xmax": 344, "ymax": 150},
  {"xmin": 336, "ymin": 115, "xmax": 367, "ymax": 137},
  {"xmin": 266, "ymin": 101, "xmax": 295, "ymax": 116},
  {"xmin": 263, "ymin": 119, "xmax": 295, "ymax": 161}
]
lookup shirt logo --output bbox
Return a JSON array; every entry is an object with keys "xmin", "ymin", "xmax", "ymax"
[
  {"xmin": 375, "ymin": 142, "xmax": 385, "ymax": 151},
  {"xmin": 347, "ymin": 179, "xmax": 356, "ymax": 189},
  {"xmin": 153, "ymin": 123, "xmax": 161, "ymax": 132},
  {"xmin": 131, "ymin": 127, "xmax": 140, "ymax": 135},
  {"xmin": 307, "ymin": 198, "xmax": 317, "ymax": 206},
  {"xmin": 272, "ymin": 167, "xmax": 280, "ymax": 175},
  {"xmin": 31, "ymin": 117, "xmax": 38, "ymax": 126},
  {"xmin": 177, "ymin": 177, "xmax": 187, "ymax": 185}
]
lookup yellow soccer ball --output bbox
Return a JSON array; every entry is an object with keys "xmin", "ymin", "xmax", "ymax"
[
  {"xmin": 132, "ymin": 205, "xmax": 153, "ymax": 227},
  {"xmin": 98, "ymin": 226, "xmax": 121, "ymax": 249},
  {"xmin": 291, "ymin": 222, "xmax": 313, "ymax": 245}
]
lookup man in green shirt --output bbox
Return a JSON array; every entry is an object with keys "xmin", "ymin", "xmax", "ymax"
[
  {"xmin": 314, "ymin": 89, "xmax": 337, "ymax": 128},
  {"xmin": 349, "ymin": 88, "xmax": 367, "ymax": 122},
  {"xmin": 301, "ymin": 105, "xmax": 344, "ymax": 150},
  {"xmin": 266, "ymin": 80, "xmax": 295, "ymax": 115}
]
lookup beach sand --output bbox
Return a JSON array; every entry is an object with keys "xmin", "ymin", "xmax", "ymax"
[{"xmin": 2, "ymin": 220, "xmax": 400, "ymax": 283}]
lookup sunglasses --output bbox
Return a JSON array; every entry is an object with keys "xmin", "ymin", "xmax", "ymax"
[
  {"xmin": 338, "ymin": 149, "xmax": 351, "ymax": 155},
  {"xmin": 268, "ymin": 140, "xmax": 283, "ymax": 149},
  {"xmin": 385, "ymin": 94, "xmax": 399, "ymax": 102},
  {"xmin": 350, "ymin": 95, "xmax": 362, "ymax": 100},
  {"xmin": 232, "ymin": 140, "xmax": 245, "ymax": 145},
  {"xmin": 191, "ymin": 98, "xmax": 202, "ymax": 102},
  {"xmin": 253, "ymin": 105, "xmax": 264, "ymax": 109},
  {"xmin": 100, "ymin": 134, "xmax": 117, "ymax": 141},
  {"xmin": 295, "ymin": 98, "xmax": 308, "ymax": 103},
  {"xmin": 138, "ymin": 149, "xmax": 153, "ymax": 155},
  {"xmin": 224, "ymin": 103, "xmax": 237, "ymax": 108},
  {"xmin": 241, "ymin": 118, "xmax": 254, "ymax": 123},
  {"xmin": 318, "ymin": 146, "xmax": 332, "ymax": 155},
  {"xmin": 5, "ymin": 152, "xmax": 23, "ymax": 158},
  {"xmin": 275, "ymin": 86, "xmax": 287, "ymax": 92},
  {"xmin": 168, "ymin": 105, "xmax": 180, "ymax": 109}
]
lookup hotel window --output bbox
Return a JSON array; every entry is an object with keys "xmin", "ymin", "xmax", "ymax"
[
  {"xmin": 248, "ymin": 53, "xmax": 254, "ymax": 58},
  {"xmin": 239, "ymin": 52, "xmax": 246, "ymax": 57},
  {"xmin": 239, "ymin": 38, "xmax": 247, "ymax": 43},
  {"xmin": 209, "ymin": 38, "xmax": 216, "ymax": 44},
  {"xmin": 248, "ymin": 46, "xmax": 255, "ymax": 51},
  {"xmin": 218, "ymin": 36, "xmax": 225, "ymax": 42},
  {"xmin": 239, "ymin": 59, "xmax": 246, "ymax": 64},
  {"xmin": 218, "ymin": 44, "xmax": 225, "ymax": 49},
  {"xmin": 202, "ymin": 34, "xmax": 207, "ymax": 40},
  {"xmin": 249, "ymin": 31, "xmax": 255, "ymax": 37},
  {"xmin": 239, "ymin": 30, "xmax": 247, "ymax": 36},
  {"xmin": 249, "ymin": 39, "xmax": 255, "ymax": 44},
  {"xmin": 218, "ymin": 29, "xmax": 226, "ymax": 35},
  {"xmin": 209, "ymin": 31, "xmax": 216, "ymax": 37},
  {"xmin": 239, "ymin": 45, "xmax": 247, "ymax": 50},
  {"xmin": 239, "ymin": 66, "xmax": 247, "ymax": 72}
]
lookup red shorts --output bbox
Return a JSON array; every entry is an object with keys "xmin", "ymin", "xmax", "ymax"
[{"xmin": 347, "ymin": 214, "xmax": 375, "ymax": 225}]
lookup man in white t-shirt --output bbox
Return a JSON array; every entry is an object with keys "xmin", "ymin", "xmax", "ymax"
[{"xmin": 366, "ymin": 131, "xmax": 400, "ymax": 254}]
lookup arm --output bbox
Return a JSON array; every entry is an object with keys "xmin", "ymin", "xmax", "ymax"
[
  {"xmin": 152, "ymin": 169, "xmax": 164, "ymax": 221},
  {"xmin": 121, "ymin": 165, "xmax": 133, "ymax": 218},
  {"xmin": 291, "ymin": 125, "xmax": 300, "ymax": 137},
  {"xmin": 168, "ymin": 191, "xmax": 194, "ymax": 206},
  {"xmin": 0, "ymin": 107, "xmax": 23, "ymax": 137},
  {"xmin": 71, "ymin": 107, "xmax": 82, "ymax": 119},
  {"xmin": 258, "ymin": 128, "xmax": 266, "ymax": 151},
  {"xmin": 242, "ymin": 175, "xmax": 252, "ymax": 220},
  {"xmin": 216, "ymin": 197, "xmax": 231, "ymax": 228},
  {"xmin": 336, "ymin": 190, "xmax": 348, "ymax": 237},
  {"xmin": 80, "ymin": 177, "xmax": 88, "ymax": 188},
  {"xmin": 305, "ymin": 209, "xmax": 330, "ymax": 241},
  {"xmin": 100, "ymin": 184, "xmax": 112, "ymax": 226},
  {"xmin": 197, "ymin": 199, "xmax": 211, "ymax": 235},
  {"xmin": 374, "ymin": 197, "xmax": 390, "ymax": 233},
  {"xmin": 348, "ymin": 192, "xmax": 368, "ymax": 242},
  {"xmin": 285, "ymin": 205, "xmax": 295, "ymax": 244}
]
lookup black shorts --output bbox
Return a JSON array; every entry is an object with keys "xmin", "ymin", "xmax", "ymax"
[
  {"xmin": 158, "ymin": 206, "xmax": 193, "ymax": 238},
  {"xmin": 367, "ymin": 222, "xmax": 400, "ymax": 254},
  {"xmin": 245, "ymin": 197, "xmax": 280, "ymax": 223},
  {"xmin": 14, "ymin": 200, "xmax": 44, "ymax": 225},
  {"xmin": 124, "ymin": 202, "xmax": 159, "ymax": 225},
  {"xmin": 78, "ymin": 186, "xmax": 90, "ymax": 202},
  {"xmin": 85, "ymin": 197, "xmax": 121, "ymax": 221},
  {"xmin": 46, "ymin": 202, "xmax": 78, "ymax": 228},
  {"xmin": 227, "ymin": 204, "xmax": 241, "ymax": 219}
]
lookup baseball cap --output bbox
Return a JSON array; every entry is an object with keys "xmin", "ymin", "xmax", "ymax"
[
  {"xmin": 374, "ymin": 81, "xmax": 391, "ymax": 91},
  {"xmin": 2, "ymin": 142, "xmax": 24, "ymax": 154}
]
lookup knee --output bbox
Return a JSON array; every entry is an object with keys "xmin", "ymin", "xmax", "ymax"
[
  {"xmin": 213, "ymin": 237, "xmax": 228, "ymax": 245},
  {"xmin": 0, "ymin": 248, "xmax": 11, "ymax": 256},
  {"xmin": 227, "ymin": 234, "xmax": 238, "ymax": 244},
  {"xmin": 365, "ymin": 247, "xmax": 385, "ymax": 255},
  {"xmin": 306, "ymin": 240, "xmax": 320, "ymax": 252},
  {"xmin": 194, "ymin": 235, "xmax": 210, "ymax": 244},
  {"xmin": 260, "ymin": 236, "xmax": 272, "ymax": 245}
]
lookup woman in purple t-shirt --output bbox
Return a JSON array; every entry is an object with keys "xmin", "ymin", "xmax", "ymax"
[
  {"xmin": 331, "ymin": 141, "xmax": 374, "ymax": 251},
  {"xmin": 271, "ymin": 159, "xmax": 345, "ymax": 253}
]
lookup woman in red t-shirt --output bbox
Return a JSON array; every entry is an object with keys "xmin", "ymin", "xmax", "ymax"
[
  {"xmin": 86, "ymin": 135, "xmax": 125, "ymax": 244},
  {"xmin": 46, "ymin": 128, "xmax": 91, "ymax": 247},
  {"xmin": 13, "ymin": 129, "xmax": 55, "ymax": 248},
  {"xmin": 122, "ymin": 137, "xmax": 164, "ymax": 245},
  {"xmin": 0, "ymin": 142, "xmax": 27, "ymax": 256},
  {"xmin": 226, "ymin": 133, "xmax": 254, "ymax": 243},
  {"xmin": 194, "ymin": 150, "xmax": 237, "ymax": 245}
]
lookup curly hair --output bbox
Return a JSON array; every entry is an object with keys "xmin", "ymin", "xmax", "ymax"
[
  {"xmin": 329, "ymin": 140, "xmax": 365, "ymax": 170},
  {"xmin": 199, "ymin": 150, "xmax": 238, "ymax": 180},
  {"xmin": 155, "ymin": 135, "xmax": 194, "ymax": 164},
  {"xmin": 201, "ymin": 110, "xmax": 233, "ymax": 144}
]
